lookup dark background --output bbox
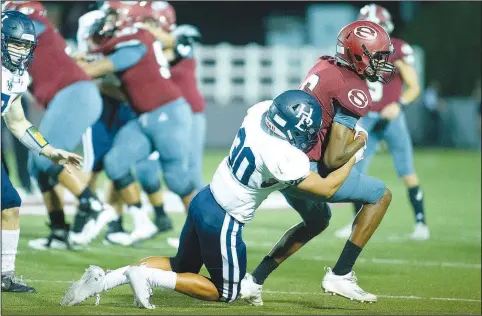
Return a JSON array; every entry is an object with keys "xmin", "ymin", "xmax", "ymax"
[{"xmin": 42, "ymin": 1, "xmax": 480, "ymax": 97}]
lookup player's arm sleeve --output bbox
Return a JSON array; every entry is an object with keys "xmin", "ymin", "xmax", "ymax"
[
  {"xmin": 263, "ymin": 145, "xmax": 311, "ymax": 185},
  {"xmin": 107, "ymin": 43, "xmax": 147, "ymax": 72},
  {"xmin": 31, "ymin": 20, "xmax": 46, "ymax": 35},
  {"xmin": 333, "ymin": 106, "xmax": 359, "ymax": 130},
  {"xmin": 3, "ymin": 96, "xmax": 49, "ymax": 155}
]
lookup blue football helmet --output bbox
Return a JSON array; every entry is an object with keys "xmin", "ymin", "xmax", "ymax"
[
  {"xmin": 1, "ymin": 10, "xmax": 37, "ymax": 75},
  {"xmin": 265, "ymin": 90, "xmax": 323, "ymax": 153}
]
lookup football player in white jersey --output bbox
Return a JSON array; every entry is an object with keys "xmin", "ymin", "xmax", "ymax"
[
  {"xmin": 60, "ymin": 90, "xmax": 362, "ymax": 308},
  {"xmin": 1, "ymin": 11, "xmax": 83, "ymax": 292}
]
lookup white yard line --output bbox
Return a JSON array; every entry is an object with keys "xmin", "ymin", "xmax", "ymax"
[
  {"xmin": 307, "ymin": 256, "xmax": 481, "ymax": 269},
  {"xmin": 21, "ymin": 280, "xmax": 481, "ymax": 304},
  {"xmin": 262, "ymin": 290, "xmax": 481, "ymax": 303}
]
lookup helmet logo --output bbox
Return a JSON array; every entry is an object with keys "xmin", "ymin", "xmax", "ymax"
[
  {"xmin": 353, "ymin": 26, "xmax": 378, "ymax": 40},
  {"xmin": 295, "ymin": 104, "xmax": 314, "ymax": 131},
  {"xmin": 348, "ymin": 89, "xmax": 369, "ymax": 108}
]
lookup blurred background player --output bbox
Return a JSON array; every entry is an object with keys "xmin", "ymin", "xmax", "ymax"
[
  {"xmin": 2, "ymin": 10, "xmax": 83, "ymax": 292},
  {"xmin": 122, "ymin": 1, "xmax": 206, "ymax": 248},
  {"xmin": 334, "ymin": 4, "xmax": 428, "ymax": 241},
  {"xmin": 75, "ymin": 2, "xmax": 198, "ymax": 244},
  {"xmin": 4, "ymin": 1, "xmax": 115, "ymax": 250}
]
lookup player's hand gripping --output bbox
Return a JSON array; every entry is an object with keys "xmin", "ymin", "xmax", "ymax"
[
  {"xmin": 354, "ymin": 123, "xmax": 368, "ymax": 163},
  {"xmin": 41, "ymin": 145, "xmax": 83, "ymax": 173}
]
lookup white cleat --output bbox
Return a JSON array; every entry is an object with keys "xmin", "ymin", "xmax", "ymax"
[
  {"xmin": 409, "ymin": 223, "xmax": 430, "ymax": 241},
  {"xmin": 129, "ymin": 207, "xmax": 158, "ymax": 244},
  {"xmin": 334, "ymin": 223, "xmax": 352, "ymax": 239},
  {"xmin": 240, "ymin": 273, "xmax": 264, "ymax": 306},
  {"xmin": 125, "ymin": 266, "xmax": 155, "ymax": 309},
  {"xmin": 60, "ymin": 265, "xmax": 106, "ymax": 306},
  {"xmin": 103, "ymin": 232, "xmax": 133, "ymax": 246},
  {"xmin": 167, "ymin": 237, "xmax": 180, "ymax": 249},
  {"xmin": 321, "ymin": 267, "xmax": 377, "ymax": 303}
]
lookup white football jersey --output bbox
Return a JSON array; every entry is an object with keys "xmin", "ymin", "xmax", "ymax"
[
  {"xmin": 2, "ymin": 66, "xmax": 29, "ymax": 117},
  {"xmin": 210, "ymin": 100, "xmax": 311, "ymax": 224}
]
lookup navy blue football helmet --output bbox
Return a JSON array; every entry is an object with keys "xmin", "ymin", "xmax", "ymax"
[
  {"xmin": 265, "ymin": 90, "xmax": 323, "ymax": 153},
  {"xmin": 1, "ymin": 10, "xmax": 37, "ymax": 75}
]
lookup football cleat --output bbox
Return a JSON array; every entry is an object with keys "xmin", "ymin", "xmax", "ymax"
[
  {"xmin": 321, "ymin": 267, "xmax": 377, "ymax": 303},
  {"xmin": 28, "ymin": 224, "xmax": 73, "ymax": 250},
  {"xmin": 103, "ymin": 219, "xmax": 133, "ymax": 246},
  {"xmin": 60, "ymin": 265, "xmax": 105, "ymax": 306},
  {"xmin": 125, "ymin": 266, "xmax": 155, "ymax": 309},
  {"xmin": 240, "ymin": 273, "xmax": 264, "ymax": 306},
  {"xmin": 1, "ymin": 274, "xmax": 36, "ymax": 293},
  {"xmin": 334, "ymin": 223, "xmax": 353, "ymax": 239},
  {"xmin": 129, "ymin": 207, "xmax": 158, "ymax": 244},
  {"xmin": 409, "ymin": 223, "xmax": 430, "ymax": 241},
  {"xmin": 154, "ymin": 214, "xmax": 173, "ymax": 234}
]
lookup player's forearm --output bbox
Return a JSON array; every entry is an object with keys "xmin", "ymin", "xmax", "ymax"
[
  {"xmin": 297, "ymin": 157, "xmax": 355, "ymax": 198},
  {"xmin": 396, "ymin": 61, "xmax": 421, "ymax": 105},
  {"xmin": 400, "ymin": 83, "xmax": 421, "ymax": 105},
  {"xmin": 7, "ymin": 119, "xmax": 50, "ymax": 156},
  {"xmin": 324, "ymin": 137, "xmax": 365, "ymax": 170}
]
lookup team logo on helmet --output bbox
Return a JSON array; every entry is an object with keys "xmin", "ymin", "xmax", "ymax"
[
  {"xmin": 295, "ymin": 104, "xmax": 314, "ymax": 132},
  {"xmin": 348, "ymin": 89, "xmax": 369, "ymax": 108},
  {"xmin": 353, "ymin": 26, "xmax": 378, "ymax": 40}
]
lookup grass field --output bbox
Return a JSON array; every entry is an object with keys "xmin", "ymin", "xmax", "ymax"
[{"xmin": 2, "ymin": 148, "xmax": 481, "ymax": 315}]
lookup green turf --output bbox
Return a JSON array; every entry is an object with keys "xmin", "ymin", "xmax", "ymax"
[{"xmin": 2, "ymin": 149, "xmax": 481, "ymax": 315}]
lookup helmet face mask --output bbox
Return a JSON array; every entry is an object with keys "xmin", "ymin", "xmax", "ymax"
[
  {"xmin": 336, "ymin": 21, "xmax": 395, "ymax": 85},
  {"xmin": 1, "ymin": 11, "xmax": 37, "ymax": 75}
]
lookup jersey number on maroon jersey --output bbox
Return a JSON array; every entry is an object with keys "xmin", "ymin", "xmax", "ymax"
[
  {"xmin": 300, "ymin": 74, "xmax": 319, "ymax": 92},
  {"xmin": 366, "ymin": 80, "xmax": 383, "ymax": 102},
  {"xmin": 152, "ymin": 41, "xmax": 171, "ymax": 79}
]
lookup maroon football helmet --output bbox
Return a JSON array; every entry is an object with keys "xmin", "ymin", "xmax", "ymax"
[
  {"xmin": 335, "ymin": 20, "xmax": 395, "ymax": 84},
  {"xmin": 358, "ymin": 4, "xmax": 394, "ymax": 35}
]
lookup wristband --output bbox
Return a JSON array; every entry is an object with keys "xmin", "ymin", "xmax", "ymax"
[{"xmin": 20, "ymin": 126, "xmax": 49, "ymax": 155}]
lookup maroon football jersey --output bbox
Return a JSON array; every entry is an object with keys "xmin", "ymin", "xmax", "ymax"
[
  {"xmin": 24, "ymin": 9, "xmax": 91, "ymax": 108},
  {"xmin": 92, "ymin": 27, "xmax": 183, "ymax": 114},
  {"xmin": 367, "ymin": 38, "xmax": 415, "ymax": 112},
  {"xmin": 170, "ymin": 58, "xmax": 205, "ymax": 113},
  {"xmin": 299, "ymin": 56, "xmax": 372, "ymax": 162}
]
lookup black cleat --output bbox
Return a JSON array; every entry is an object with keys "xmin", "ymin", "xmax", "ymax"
[
  {"xmin": 1, "ymin": 274, "xmax": 36, "ymax": 293},
  {"xmin": 28, "ymin": 223, "xmax": 73, "ymax": 250},
  {"xmin": 155, "ymin": 214, "xmax": 173, "ymax": 233}
]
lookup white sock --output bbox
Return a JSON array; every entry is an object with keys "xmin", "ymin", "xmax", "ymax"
[
  {"xmin": 2, "ymin": 229, "xmax": 19, "ymax": 275},
  {"xmin": 103, "ymin": 266, "xmax": 130, "ymax": 291},
  {"xmin": 144, "ymin": 267, "xmax": 177, "ymax": 290}
]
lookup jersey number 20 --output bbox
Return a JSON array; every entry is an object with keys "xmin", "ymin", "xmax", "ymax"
[{"xmin": 228, "ymin": 127, "xmax": 255, "ymax": 185}]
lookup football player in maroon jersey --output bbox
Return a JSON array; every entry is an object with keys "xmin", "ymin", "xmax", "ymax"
[
  {"xmin": 242, "ymin": 21, "xmax": 396, "ymax": 303},
  {"xmin": 334, "ymin": 4, "xmax": 427, "ymax": 241},
  {"xmin": 76, "ymin": 6, "xmax": 197, "ymax": 239}
]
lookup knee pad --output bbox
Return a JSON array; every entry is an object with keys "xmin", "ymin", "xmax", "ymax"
[
  {"xmin": 112, "ymin": 172, "xmax": 136, "ymax": 191},
  {"xmin": 37, "ymin": 171, "xmax": 59, "ymax": 193},
  {"xmin": 163, "ymin": 169, "xmax": 194, "ymax": 198},
  {"xmin": 104, "ymin": 152, "xmax": 131, "ymax": 182},
  {"xmin": 139, "ymin": 177, "xmax": 161, "ymax": 194},
  {"xmin": 302, "ymin": 200, "xmax": 332, "ymax": 235},
  {"xmin": 136, "ymin": 162, "xmax": 162, "ymax": 194}
]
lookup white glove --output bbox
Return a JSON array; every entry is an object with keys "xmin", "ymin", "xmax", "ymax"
[
  {"xmin": 354, "ymin": 147, "xmax": 365, "ymax": 164},
  {"xmin": 354, "ymin": 123, "xmax": 368, "ymax": 149},
  {"xmin": 171, "ymin": 24, "xmax": 201, "ymax": 40}
]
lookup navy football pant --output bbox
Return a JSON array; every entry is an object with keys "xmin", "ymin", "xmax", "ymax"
[
  {"xmin": 1, "ymin": 164, "xmax": 21, "ymax": 211},
  {"xmin": 169, "ymin": 186, "xmax": 246, "ymax": 303}
]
